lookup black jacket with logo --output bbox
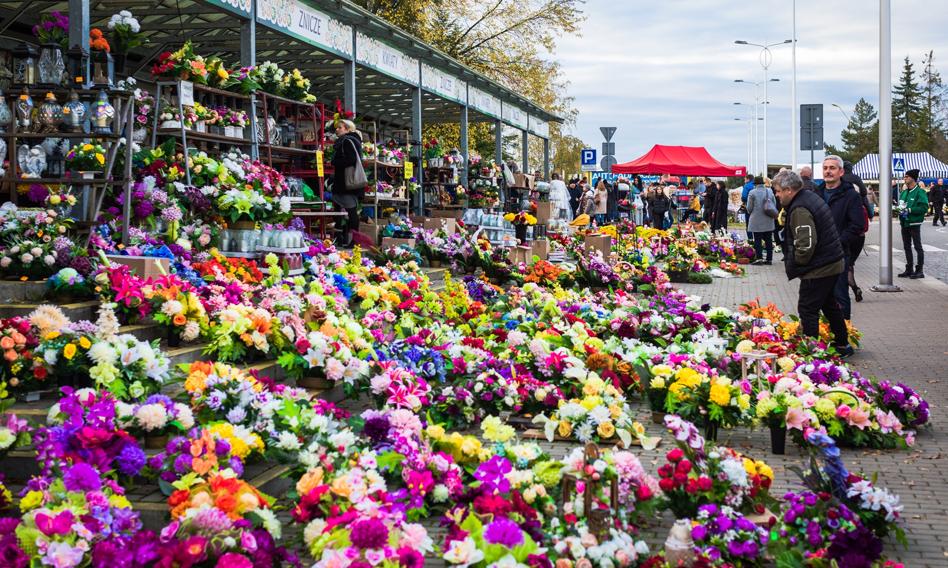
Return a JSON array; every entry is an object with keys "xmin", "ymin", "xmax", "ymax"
[{"xmin": 784, "ymin": 189, "xmax": 845, "ymax": 280}]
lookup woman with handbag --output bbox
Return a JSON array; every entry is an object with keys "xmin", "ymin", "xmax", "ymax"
[
  {"xmin": 331, "ymin": 119, "xmax": 367, "ymax": 247},
  {"xmin": 746, "ymin": 181, "xmax": 778, "ymax": 264}
]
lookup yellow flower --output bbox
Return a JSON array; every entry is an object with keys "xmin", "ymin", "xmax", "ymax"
[
  {"xmin": 19, "ymin": 490, "xmax": 44, "ymax": 511},
  {"xmin": 736, "ymin": 339, "xmax": 756, "ymax": 353},
  {"xmin": 426, "ymin": 424, "xmax": 445, "ymax": 440},
  {"xmin": 597, "ymin": 421, "xmax": 615, "ymax": 438},
  {"xmin": 82, "ymin": 143, "xmax": 93, "ymax": 152},
  {"xmin": 482, "ymin": 415, "xmax": 515, "ymax": 443},
  {"xmin": 95, "ymin": 153, "xmax": 105, "ymax": 165},
  {"xmin": 217, "ymin": 68, "xmax": 229, "ymax": 80},
  {"xmin": 63, "ymin": 343, "xmax": 77, "ymax": 360},
  {"xmin": 582, "ymin": 376, "xmax": 604, "ymax": 396},
  {"xmin": 558, "ymin": 420, "xmax": 573, "ymax": 438},
  {"xmin": 580, "ymin": 396, "xmax": 602, "ymax": 410},
  {"xmin": 777, "ymin": 356, "xmax": 796, "ymax": 373},
  {"xmin": 650, "ymin": 376, "xmax": 666, "ymax": 389},
  {"xmin": 460, "ymin": 436, "xmax": 482, "ymax": 456},
  {"xmin": 608, "ymin": 404, "xmax": 622, "ymax": 419},
  {"xmin": 709, "ymin": 383, "xmax": 731, "ymax": 406},
  {"xmin": 109, "ymin": 494, "xmax": 132, "ymax": 509},
  {"xmin": 45, "ymin": 331, "xmax": 61, "ymax": 340},
  {"xmin": 78, "ymin": 336, "xmax": 91, "ymax": 349},
  {"xmin": 675, "ymin": 367, "xmax": 701, "ymax": 386}
]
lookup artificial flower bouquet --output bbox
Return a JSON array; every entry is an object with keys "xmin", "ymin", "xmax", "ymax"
[
  {"xmin": 504, "ymin": 211, "xmax": 538, "ymax": 226},
  {"xmin": 203, "ymin": 304, "xmax": 289, "ymax": 362},
  {"xmin": 0, "ymin": 316, "xmax": 40, "ymax": 392},
  {"xmin": 151, "ymin": 41, "xmax": 209, "ymax": 83},
  {"xmin": 423, "ymin": 137, "xmax": 444, "ymax": 160},
  {"xmin": 94, "ymin": 264, "xmax": 152, "ymax": 323},
  {"xmin": 253, "ymin": 61, "xmax": 285, "ymax": 95},
  {"xmin": 33, "ymin": 11, "xmax": 69, "ymax": 49},
  {"xmin": 690, "ymin": 503, "xmax": 769, "ymax": 566},
  {"xmin": 146, "ymin": 279, "xmax": 207, "ymax": 344},
  {"xmin": 65, "ymin": 142, "xmax": 108, "ymax": 172},
  {"xmin": 280, "ymin": 68, "xmax": 316, "ymax": 102},
  {"xmin": 0, "ymin": 412, "xmax": 31, "ymax": 458},
  {"xmin": 15, "ymin": 463, "xmax": 146, "ymax": 567},
  {"xmin": 46, "ymin": 267, "xmax": 92, "ymax": 301},
  {"xmin": 116, "ymin": 394, "xmax": 194, "ymax": 440},
  {"xmin": 107, "ymin": 9, "xmax": 146, "ymax": 54}
]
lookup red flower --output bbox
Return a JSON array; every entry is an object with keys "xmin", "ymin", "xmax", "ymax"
[
  {"xmin": 666, "ymin": 448, "xmax": 684, "ymax": 462},
  {"xmin": 658, "ymin": 478, "xmax": 675, "ymax": 492}
]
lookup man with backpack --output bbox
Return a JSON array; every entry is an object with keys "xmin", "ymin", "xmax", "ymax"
[
  {"xmin": 818, "ymin": 156, "xmax": 865, "ymax": 321},
  {"xmin": 842, "ymin": 162, "xmax": 874, "ymax": 302}
]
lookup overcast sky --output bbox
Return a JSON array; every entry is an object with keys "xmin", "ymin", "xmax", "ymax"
[{"xmin": 556, "ymin": 0, "xmax": 947, "ymax": 172}]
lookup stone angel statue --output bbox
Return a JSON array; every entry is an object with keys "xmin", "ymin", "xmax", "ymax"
[{"xmin": 17, "ymin": 144, "xmax": 46, "ymax": 179}]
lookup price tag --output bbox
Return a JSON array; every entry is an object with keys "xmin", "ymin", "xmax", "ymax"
[
  {"xmin": 422, "ymin": 160, "xmax": 428, "ymax": 169},
  {"xmin": 179, "ymin": 81, "xmax": 194, "ymax": 106},
  {"xmin": 404, "ymin": 161, "xmax": 414, "ymax": 180},
  {"xmin": 315, "ymin": 150, "xmax": 324, "ymax": 177}
]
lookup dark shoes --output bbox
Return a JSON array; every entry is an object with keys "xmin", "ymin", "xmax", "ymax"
[
  {"xmin": 910, "ymin": 267, "xmax": 925, "ymax": 279},
  {"xmin": 836, "ymin": 345, "xmax": 855, "ymax": 358},
  {"xmin": 897, "ymin": 265, "xmax": 914, "ymax": 278}
]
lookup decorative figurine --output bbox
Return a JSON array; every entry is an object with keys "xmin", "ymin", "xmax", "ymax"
[
  {"xmin": 62, "ymin": 89, "xmax": 86, "ymax": 131},
  {"xmin": 0, "ymin": 88, "xmax": 12, "ymax": 131},
  {"xmin": 37, "ymin": 92, "xmax": 64, "ymax": 132},
  {"xmin": 0, "ymin": 139, "xmax": 6, "ymax": 176},
  {"xmin": 90, "ymin": 89, "xmax": 114, "ymax": 134},
  {"xmin": 15, "ymin": 87, "xmax": 33, "ymax": 129},
  {"xmin": 17, "ymin": 144, "xmax": 46, "ymax": 179}
]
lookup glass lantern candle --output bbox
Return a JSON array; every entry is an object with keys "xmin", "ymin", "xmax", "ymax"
[
  {"xmin": 62, "ymin": 89, "xmax": 86, "ymax": 132},
  {"xmin": 13, "ymin": 42, "xmax": 37, "ymax": 86},
  {"xmin": 15, "ymin": 87, "xmax": 33, "ymax": 129},
  {"xmin": 91, "ymin": 50, "xmax": 114, "ymax": 89},
  {"xmin": 66, "ymin": 46, "xmax": 90, "ymax": 88},
  {"xmin": 0, "ymin": 89, "xmax": 12, "ymax": 131},
  {"xmin": 47, "ymin": 144, "xmax": 65, "ymax": 177},
  {"xmin": 90, "ymin": 89, "xmax": 114, "ymax": 134},
  {"xmin": 37, "ymin": 92, "xmax": 63, "ymax": 131},
  {"xmin": 37, "ymin": 43, "xmax": 65, "ymax": 86}
]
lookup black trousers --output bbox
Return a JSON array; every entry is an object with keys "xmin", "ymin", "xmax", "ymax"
[
  {"xmin": 799, "ymin": 274, "xmax": 849, "ymax": 347},
  {"xmin": 933, "ymin": 201, "xmax": 945, "ymax": 225},
  {"xmin": 753, "ymin": 231, "xmax": 773, "ymax": 262},
  {"xmin": 901, "ymin": 225, "xmax": 924, "ymax": 268}
]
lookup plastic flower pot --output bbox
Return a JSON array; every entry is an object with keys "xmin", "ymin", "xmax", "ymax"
[
  {"xmin": 704, "ymin": 421, "xmax": 719, "ymax": 442},
  {"xmin": 167, "ymin": 328, "xmax": 181, "ymax": 348},
  {"xmin": 514, "ymin": 224, "xmax": 528, "ymax": 244},
  {"xmin": 145, "ymin": 434, "xmax": 169, "ymax": 449}
]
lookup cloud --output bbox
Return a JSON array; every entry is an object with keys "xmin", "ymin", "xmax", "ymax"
[{"xmin": 557, "ymin": 0, "xmax": 948, "ymax": 170}]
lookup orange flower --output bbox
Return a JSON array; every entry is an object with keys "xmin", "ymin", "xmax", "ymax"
[
  {"xmin": 252, "ymin": 315, "xmax": 271, "ymax": 335},
  {"xmin": 173, "ymin": 314, "xmax": 187, "ymax": 326}
]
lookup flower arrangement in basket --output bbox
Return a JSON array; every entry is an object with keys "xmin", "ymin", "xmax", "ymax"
[{"xmin": 65, "ymin": 142, "xmax": 107, "ymax": 173}]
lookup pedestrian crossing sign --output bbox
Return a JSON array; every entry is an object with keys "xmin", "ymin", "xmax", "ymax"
[{"xmin": 893, "ymin": 157, "xmax": 905, "ymax": 173}]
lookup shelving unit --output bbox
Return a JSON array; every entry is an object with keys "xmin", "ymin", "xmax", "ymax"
[
  {"xmin": 255, "ymin": 93, "xmax": 342, "ymax": 239},
  {"xmin": 360, "ymin": 125, "xmax": 411, "ymax": 231},
  {"xmin": 1, "ymin": 86, "xmax": 135, "ymax": 244}
]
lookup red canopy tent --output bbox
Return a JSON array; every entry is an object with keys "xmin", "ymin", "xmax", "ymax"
[{"xmin": 611, "ymin": 144, "xmax": 746, "ymax": 177}]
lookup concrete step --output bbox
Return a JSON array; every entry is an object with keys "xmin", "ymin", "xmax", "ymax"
[
  {"xmin": 0, "ymin": 299, "xmax": 99, "ymax": 321},
  {"xmin": 0, "ymin": 279, "xmax": 48, "ymax": 303},
  {"xmin": 165, "ymin": 342, "xmax": 209, "ymax": 367},
  {"xmin": 119, "ymin": 322, "xmax": 165, "ymax": 343}
]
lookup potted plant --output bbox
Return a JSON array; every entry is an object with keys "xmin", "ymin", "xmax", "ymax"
[
  {"xmin": 503, "ymin": 210, "xmax": 537, "ymax": 244},
  {"xmin": 65, "ymin": 142, "xmax": 107, "ymax": 177},
  {"xmin": 757, "ymin": 391, "xmax": 792, "ymax": 454},
  {"xmin": 424, "ymin": 137, "xmax": 444, "ymax": 167},
  {"xmin": 116, "ymin": 395, "xmax": 193, "ymax": 448},
  {"xmin": 106, "ymin": 10, "xmax": 146, "ymax": 75}
]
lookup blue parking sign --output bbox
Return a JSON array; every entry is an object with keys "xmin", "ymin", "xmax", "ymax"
[{"xmin": 581, "ymin": 148, "xmax": 597, "ymax": 171}]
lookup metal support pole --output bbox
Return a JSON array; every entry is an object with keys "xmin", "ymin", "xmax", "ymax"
[
  {"xmin": 543, "ymin": 138, "xmax": 550, "ymax": 180},
  {"xmin": 494, "ymin": 119, "xmax": 503, "ymax": 166},
  {"xmin": 753, "ymin": 90, "xmax": 759, "ymax": 175},
  {"xmin": 790, "ymin": 0, "xmax": 798, "ymax": 170},
  {"xmin": 763, "ymin": 66, "xmax": 769, "ymax": 177},
  {"xmin": 241, "ymin": 7, "xmax": 258, "ymax": 159},
  {"xmin": 874, "ymin": 0, "xmax": 900, "ymax": 292},
  {"xmin": 521, "ymin": 130, "xmax": 529, "ymax": 174},
  {"xmin": 344, "ymin": 28, "xmax": 357, "ymax": 114},
  {"xmin": 459, "ymin": 102, "xmax": 469, "ymax": 187},
  {"xmin": 412, "ymin": 85, "xmax": 423, "ymax": 215},
  {"xmin": 68, "ymin": 0, "xmax": 89, "ymax": 50}
]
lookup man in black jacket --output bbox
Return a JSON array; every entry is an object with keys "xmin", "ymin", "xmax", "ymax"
[
  {"xmin": 773, "ymin": 170, "xmax": 852, "ymax": 357},
  {"xmin": 931, "ymin": 178, "xmax": 946, "ymax": 226},
  {"xmin": 818, "ymin": 155, "xmax": 865, "ymax": 322}
]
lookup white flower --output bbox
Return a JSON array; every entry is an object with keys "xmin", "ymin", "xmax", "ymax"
[
  {"xmin": 43, "ymin": 255, "xmax": 55, "ymax": 266},
  {"xmin": 303, "ymin": 518, "xmax": 327, "ymax": 546},
  {"xmin": 161, "ymin": 300, "xmax": 184, "ymax": 317},
  {"xmin": 443, "ymin": 537, "xmax": 484, "ymax": 568},
  {"xmin": 0, "ymin": 257, "xmax": 10, "ymax": 268},
  {"xmin": 176, "ymin": 405, "xmax": 195, "ymax": 429},
  {"xmin": 20, "ymin": 253, "xmax": 33, "ymax": 264},
  {"xmin": 134, "ymin": 403, "xmax": 169, "ymax": 431},
  {"xmin": 276, "ymin": 431, "xmax": 301, "ymax": 451},
  {"xmin": 86, "ymin": 340, "xmax": 117, "ymax": 365},
  {"xmin": 30, "ymin": 247, "xmax": 42, "ymax": 257}
]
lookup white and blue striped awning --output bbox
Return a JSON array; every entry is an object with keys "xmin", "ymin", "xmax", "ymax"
[{"xmin": 852, "ymin": 152, "xmax": 948, "ymax": 180}]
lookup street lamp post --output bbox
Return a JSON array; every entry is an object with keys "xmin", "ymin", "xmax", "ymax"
[
  {"xmin": 831, "ymin": 103, "xmax": 851, "ymax": 123},
  {"xmin": 733, "ymin": 114, "xmax": 763, "ymax": 173},
  {"xmin": 735, "ymin": 79, "xmax": 778, "ymax": 174},
  {"xmin": 735, "ymin": 39, "xmax": 791, "ymax": 176},
  {"xmin": 873, "ymin": 0, "xmax": 900, "ymax": 292}
]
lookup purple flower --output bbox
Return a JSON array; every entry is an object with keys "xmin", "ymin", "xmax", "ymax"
[
  {"xmin": 691, "ymin": 524, "xmax": 708, "ymax": 541},
  {"xmin": 484, "ymin": 518, "xmax": 524, "ymax": 548},
  {"xmin": 63, "ymin": 463, "xmax": 101, "ymax": 492},
  {"xmin": 117, "ymin": 444, "xmax": 146, "ymax": 476},
  {"xmin": 349, "ymin": 518, "xmax": 389, "ymax": 550},
  {"xmin": 473, "ymin": 456, "xmax": 512, "ymax": 494}
]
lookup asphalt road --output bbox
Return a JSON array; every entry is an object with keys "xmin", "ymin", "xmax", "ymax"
[{"xmin": 860, "ymin": 217, "xmax": 948, "ymax": 286}]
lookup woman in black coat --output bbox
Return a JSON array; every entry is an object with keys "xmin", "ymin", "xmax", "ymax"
[
  {"xmin": 703, "ymin": 182, "xmax": 717, "ymax": 224},
  {"xmin": 330, "ymin": 119, "xmax": 365, "ymax": 246},
  {"xmin": 712, "ymin": 181, "xmax": 729, "ymax": 232}
]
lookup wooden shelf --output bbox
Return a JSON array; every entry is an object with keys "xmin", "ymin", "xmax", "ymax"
[
  {"xmin": 219, "ymin": 251, "xmax": 259, "ymax": 258},
  {"xmin": 257, "ymin": 246, "xmax": 308, "ymax": 253},
  {"xmin": 254, "ymin": 91, "xmax": 316, "ymax": 108},
  {"xmin": 1, "ymin": 176, "xmax": 114, "ymax": 185},
  {"xmin": 1, "ymin": 131, "xmax": 122, "ymax": 139},
  {"xmin": 258, "ymin": 143, "xmax": 313, "ymax": 156},
  {"xmin": 191, "ymin": 84, "xmax": 251, "ymax": 100},
  {"xmin": 363, "ymin": 196, "xmax": 410, "ymax": 203},
  {"xmin": 292, "ymin": 211, "xmax": 346, "ymax": 217},
  {"xmin": 155, "ymin": 128, "xmax": 251, "ymax": 145}
]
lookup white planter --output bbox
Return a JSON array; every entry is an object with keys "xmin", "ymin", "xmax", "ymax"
[
  {"xmin": 194, "ymin": 121, "xmax": 207, "ymax": 133},
  {"xmin": 160, "ymin": 120, "xmax": 182, "ymax": 129},
  {"xmin": 225, "ymin": 126, "xmax": 245, "ymax": 139}
]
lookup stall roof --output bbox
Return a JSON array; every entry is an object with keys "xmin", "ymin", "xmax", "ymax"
[{"xmin": 612, "ymin": 145, "xmax": 746, "ymax": 177}]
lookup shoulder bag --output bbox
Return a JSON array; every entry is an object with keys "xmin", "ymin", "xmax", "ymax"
[{"xmin": 344, "ymin": 137, "xmax": 368, "ymax": 192}]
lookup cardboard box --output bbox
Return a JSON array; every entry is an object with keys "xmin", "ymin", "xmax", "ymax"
[
  {"xmin": 582, "ymin": 234, "xmax": 612, "ymax": 260},
  {"xmin": 380, "ymin": 237, "xmax": 416, "ymax": 250},
  {"xmin": 508, "ymin": 245, "xmax": 532, "ymax": 264},
  {"xmin": 531, "ymin": 238, "xmax": 550, "ymax": 261},
  {"xmin": 512, "ymin": 173, "xmax": 535, "ymax": 189},
  {"xmin": 105, "ymin": 255, "xmax": 170, "ymax": 279},
  {"xmin": 534, "ymin": 201, "xmax": 553, "ymax": 222},
  {"xmin": 429, "ymin": 208, "xmax": 464, "ymax": 220},
  {"xmin": 424, "ymin": 217, "xmax": 457, "ymax": 235},
  {"xmin": 358, "ymin": 221, "xmax": 382, "ymax": 245}
]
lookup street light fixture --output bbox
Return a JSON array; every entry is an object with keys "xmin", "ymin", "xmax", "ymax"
[
  {"xmin": 831, "ymin": 103, "xmax": 851, "ymax": 123},
  {"xmin": 734, "ymin": 79, "xmax": 778, "ymax": 174},
  {"xmin": 734, "ymin": 39, "xmax": 791, "ymax": 176}
]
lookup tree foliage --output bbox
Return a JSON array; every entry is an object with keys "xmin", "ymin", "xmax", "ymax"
[{"xmin": 351, "ymin": 0, "xmax": 585, "ymax": 169}]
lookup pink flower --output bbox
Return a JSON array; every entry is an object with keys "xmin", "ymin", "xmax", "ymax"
[
  {"xmin": 836, "ymin": 404, "xmax": 851, "ymax": 419},
  {"xmin": 847, "ymin": 406, "xmax": 871, "ymax": 430},
  {"xmin": 785, "ymin": 407, "xmax": 809, "ymax": 430},
  {"xmin": 875, "ymin": 410, "xmax": 903, "ymax": 434}
]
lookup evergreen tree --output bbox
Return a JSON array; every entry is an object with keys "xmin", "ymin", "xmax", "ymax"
[
  {"xmin": 892, "ymin": 56, "xmax": 924, "ymax": 151},
  {"xmin": 840, "ymin": 98, "xmax": 879, "ymax": 162},
  {"xmin": 920, "ymin": 50, "xmax": 948, "ymax": 159}
]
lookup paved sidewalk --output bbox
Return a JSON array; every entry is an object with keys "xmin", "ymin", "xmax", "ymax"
[{"xmin": 676, "ymin": 220, "xmax": 948, "ymax": 566}]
